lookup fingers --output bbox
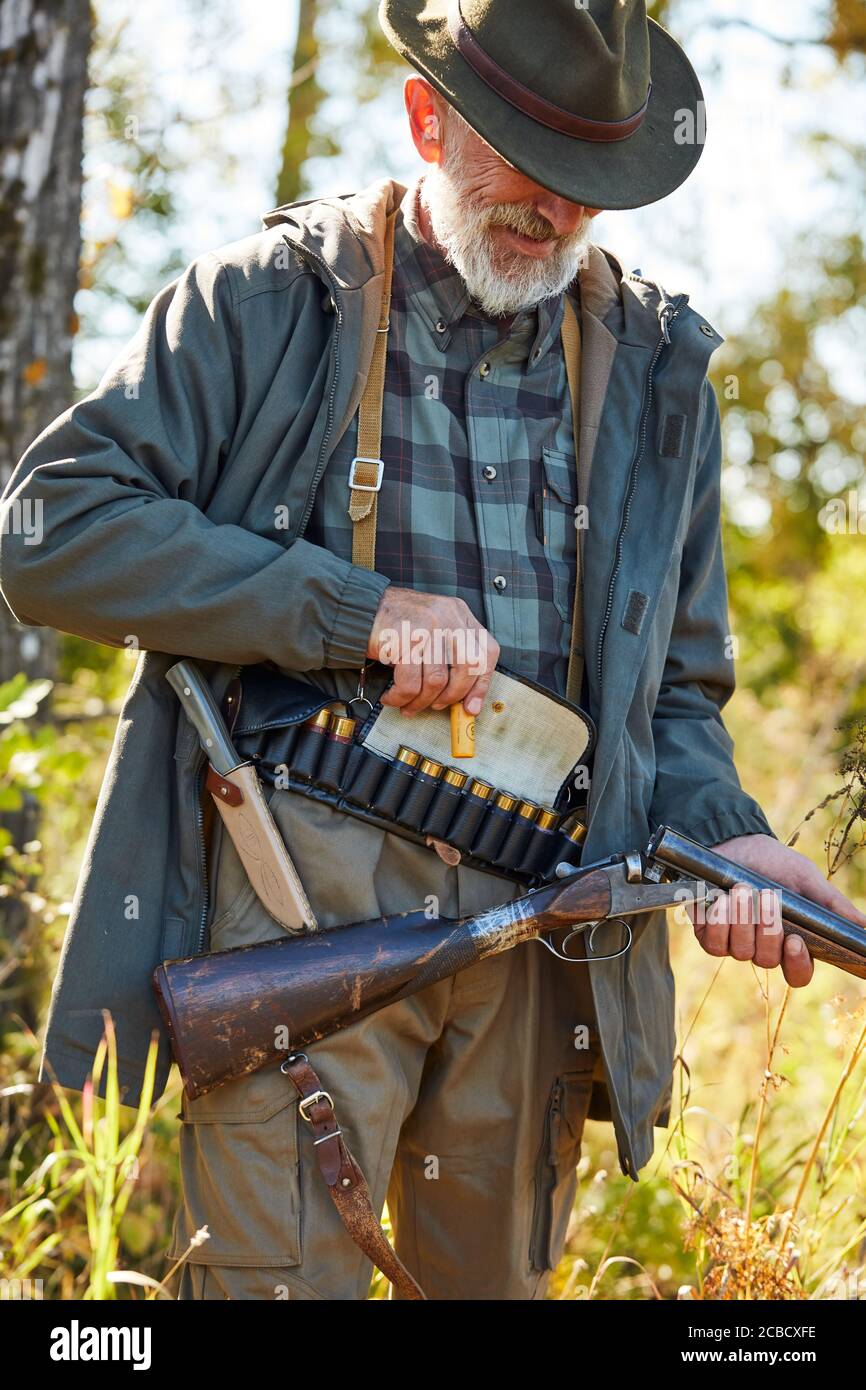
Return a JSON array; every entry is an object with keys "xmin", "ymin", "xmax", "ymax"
[
  {"xmin": 379, "ymin": 659, "xmax": 423, "ymax": 710},
  {"xmin": 398, "ymin": 660, "xmax": 451, "ymax": 716},
  {"xmin": 456, "ymin": 631, "xmax": 499, "ymax": 716},
  {"xmin": 694, "ymin": 882, "xmax": 808, "ymax": 980},
  {"xmin": 373, "ymin": 590, "xmax": 499, "ymax": 716},
  {"xmin": 727, "ymin": 884, "xmax": 764, "ymax": 962},
  {"xmin": 429, "ymin": 628, "xmax": 491, "ymax": 712},
  {"xmin": 781, "ymin": 931, "xmax": 814, "ymax": 988},
  {"xmin": 694, "ymin": 886, "xmax": 732, "ymax": 958}
]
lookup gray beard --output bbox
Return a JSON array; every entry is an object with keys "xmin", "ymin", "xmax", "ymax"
[{"xmin": 421, "ymin": 162, "xmax": 593, "ymax": 318}]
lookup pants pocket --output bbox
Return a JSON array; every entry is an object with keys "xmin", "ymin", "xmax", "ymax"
[
  {"xmin": 170, "ymin": 1064, "xmax": 302, "ymax": 1268},
  {"xmin": 529, "ymin": 1070, "xmax": 594, "ymax": 1273}
]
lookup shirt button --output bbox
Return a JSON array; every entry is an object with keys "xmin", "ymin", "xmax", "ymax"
[
  {"xmin": 479, "ymin": 361, "xmax": 491, "ymax": 378},
  {"xmin": 435, "ymin": 318, "xmax": 447, "ymax": 333},
  {"xmin": 492, "ymin": 575, "xmax": 507, "ymax": 591},
  {"xmin": 482, "ymin": 465, "xmax": 497, "ymax": 481}
]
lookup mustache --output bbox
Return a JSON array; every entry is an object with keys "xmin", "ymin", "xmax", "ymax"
[{"xmin": 484, "ymin": 203, "xmax": 562, "ymax": 243}]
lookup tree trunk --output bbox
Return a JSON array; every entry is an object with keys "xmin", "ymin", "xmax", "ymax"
[
  {"xmin": 275, "ymin": 0, "xmax": 322, "ymax": 207},
  {"xmin": 0, "ymin": 0, "xmax": 90, "ymax": 938}
]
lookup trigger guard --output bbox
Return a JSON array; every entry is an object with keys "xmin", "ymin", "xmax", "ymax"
[{"xmin": 587, "ymin": 917, "xmax": 633, "ymax": 963}]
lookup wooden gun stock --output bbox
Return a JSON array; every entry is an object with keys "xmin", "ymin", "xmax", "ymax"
[{"xmin": 154, "ymin": 869, "xmax": 615, "ymax": 1100}]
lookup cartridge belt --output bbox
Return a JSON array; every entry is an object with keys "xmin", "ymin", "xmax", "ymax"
[{"xmin": 228, "ymin": 662, "xmax": 596, "ymax": 888}]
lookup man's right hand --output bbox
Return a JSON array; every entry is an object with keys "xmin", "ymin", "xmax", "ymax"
[{"xmin": 367, "ymin": 586, "xmax": 499, "ymax": 716}]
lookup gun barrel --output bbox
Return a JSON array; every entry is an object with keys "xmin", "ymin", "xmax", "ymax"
[{"xmin": 647, "ymin": 826, "xmax": 866, "ymax": 960}]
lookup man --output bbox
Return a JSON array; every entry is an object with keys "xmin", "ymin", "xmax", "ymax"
[{"xmin": 1, "ymin": 0, "xmax": 863, "ymax": 1301}]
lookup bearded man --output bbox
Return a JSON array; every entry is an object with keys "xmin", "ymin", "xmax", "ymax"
[{"xmin": 2, "ymin": 0, "xmax": 863, "ymax": 1302}]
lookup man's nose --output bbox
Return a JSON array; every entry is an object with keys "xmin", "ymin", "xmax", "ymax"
[{"xmin": 533, "ymin": 194, "xmax": 585, "ymax": 237}]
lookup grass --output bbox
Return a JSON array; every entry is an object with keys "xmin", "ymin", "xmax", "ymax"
[{"xmin": 1, "ymin": 683, "xmax": 865, "ymax": 1300}]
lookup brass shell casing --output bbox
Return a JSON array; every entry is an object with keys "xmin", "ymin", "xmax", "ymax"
[
  {"xmin": 468, "ymin": 778, "xmax": 493, "ymax": 800},
  {"xmin": 328, "ymin": 714, "xmax": 357, "ymax": 741},
  {"xmin": 304, "ymin": 709, "xmax": 332, "ymax": 733}
]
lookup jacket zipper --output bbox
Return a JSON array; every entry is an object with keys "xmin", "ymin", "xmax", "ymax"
[
  {"xmin": 529, "ymin": 1078, "xmax": 563, "ymax": 1271},
  {"xmin": 194, "ymin": 752, "xmax": 209, "ymax": 953},
  {"xmin": 595, "ymin": 298, "xmax": 684, "ymax": 687}
]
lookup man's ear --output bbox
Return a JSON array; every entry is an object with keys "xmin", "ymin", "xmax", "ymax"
[{"xmin": 405, "ymin": 76, "xmax": 444, "ymax": 165}]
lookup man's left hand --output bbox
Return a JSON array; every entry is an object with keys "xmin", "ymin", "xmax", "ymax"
[{"xmin": 687, "ymin": 833, "xmax": 866, "ymax": 988}]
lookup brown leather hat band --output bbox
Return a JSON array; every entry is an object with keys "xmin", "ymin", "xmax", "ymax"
[{"xmin": 447, "ymin": 0, "xmax": 652, "ymax": 144}]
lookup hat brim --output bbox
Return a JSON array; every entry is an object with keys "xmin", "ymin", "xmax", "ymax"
[{"xmin": 380, "ymin": 1, "xmax": 705, "ymax": 211}]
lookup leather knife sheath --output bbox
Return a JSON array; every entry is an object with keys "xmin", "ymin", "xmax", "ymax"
[{"xmin": 206, "ymin": 761, "xmax": 318, "ymax": 933}]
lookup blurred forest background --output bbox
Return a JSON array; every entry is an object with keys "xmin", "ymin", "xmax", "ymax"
[{"xmin": 0, "ymin": 0, "xmax": 865, "ymax": 1300}]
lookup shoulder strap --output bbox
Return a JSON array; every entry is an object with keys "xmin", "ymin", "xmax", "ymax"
[
  {"xmin": 347, "ymin": 211, "xmax": 398, "ymax": 570},
  {"xmin": 348, "ymin": 219, "xmax": 588, "ymax": 707},
  {"xmin": 560, "ymin": 293, "xmax": 585, "ymax": 706}
]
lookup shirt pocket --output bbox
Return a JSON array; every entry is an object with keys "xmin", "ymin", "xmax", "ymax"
[
  {"xmin": 171, "ymin": 1063, "xmax": 302, "ymax": 1268},
  {"xmin": 539, "ymin": 446, "xmax": 578, "ymax": 622}
]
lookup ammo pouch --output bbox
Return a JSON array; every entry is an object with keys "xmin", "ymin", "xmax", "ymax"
[{"xmin": 229, "ymin": 662, "xmax": 595, "ymax": 888}]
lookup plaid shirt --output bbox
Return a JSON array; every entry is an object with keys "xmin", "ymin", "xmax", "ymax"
[{"xmin": 305, "ymin": 178, "xmax": 578, "ymax": 697}]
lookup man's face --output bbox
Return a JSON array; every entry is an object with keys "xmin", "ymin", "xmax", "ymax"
[
  {"xmin": 440, "ymin": 118, "xmax": 591, "ymax": 267},
  {"xmin": 409, "ymin": 80, "xmax": 600, "ymax": 317}
]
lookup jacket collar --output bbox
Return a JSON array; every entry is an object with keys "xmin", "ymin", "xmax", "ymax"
[{"xmin": 261, "ymin": 176, "xmax": 677, "ymax": 347}]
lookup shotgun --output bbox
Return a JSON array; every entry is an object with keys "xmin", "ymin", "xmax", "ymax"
[
  {"xmin": 154, "ymin": 854, "xmax": 704, "ymax": 1099},
  {"xmin": 154, "ymin": 828, "xmax": 866, "ymax": 1102}
]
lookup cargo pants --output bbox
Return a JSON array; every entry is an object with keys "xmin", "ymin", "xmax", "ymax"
[{"xmin": 168, "ymin": 788, "xmax": 602, "ymax": 1300}]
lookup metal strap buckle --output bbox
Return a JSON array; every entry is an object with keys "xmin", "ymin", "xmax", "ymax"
[
  {"xmin": 298, "ymin": 1089, "xmax": 334, "ymax": 1122},
  {"xmin": 348, "ymin": 456, "xmax": 384, "ymax": 492}
]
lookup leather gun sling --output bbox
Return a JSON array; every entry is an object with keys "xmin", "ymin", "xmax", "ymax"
[{"xmin": 283, "ymin": 1054, "xmax": 425, "ymax": 1301}]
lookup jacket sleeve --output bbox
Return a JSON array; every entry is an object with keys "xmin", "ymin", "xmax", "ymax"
[
  {"xmin": 0, "ymin": 253, "xmax": 389, "ymax": 670},
  {"xmin": 648, "ymin": 380, "xmax": 775, "ymax": 847}
]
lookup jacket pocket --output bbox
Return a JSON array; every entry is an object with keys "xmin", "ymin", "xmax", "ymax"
[
  {"xmin": 161, "ymin": 916, "xmax": 187, "ymax": 962},
  {"xmin": 170, "ymin": 1063, "xmax": 302, "ymax": 1268},
  {"xmin": 529, "ymin": 1069, "xmax": 594, "ymax": 1273},
  {"xmin": 540, "ymin": 447, "xmax": 578, "ymax": 621}
]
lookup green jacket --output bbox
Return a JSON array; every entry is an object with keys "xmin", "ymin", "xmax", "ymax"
[{"xmin": 0, "ymin": 178, "xmax": 772, "ymax": 1176}]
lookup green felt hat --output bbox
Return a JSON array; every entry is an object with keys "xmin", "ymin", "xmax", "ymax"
[{"xmin": 379, "ymin": 0, "xmax": 706, "ymax": 210}]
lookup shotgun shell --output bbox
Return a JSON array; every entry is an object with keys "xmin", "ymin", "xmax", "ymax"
[
  {"xmin": 303, "ymin": 708, "xmax": 332, "ymax": 734},
  {"xmin": 516, "ymin": 800, "xmax": 541, "ymax": 821},
  {"xmin": 450, "ymin": 702, "xmax": 476, "ymax": 758},
  {"xmin": 328, "ymin": 713, "xmax": 357, "ymax": 742},
  {"xmin": 493, "ymin": 791, "xmax": 518, "ymax": 813},
  {"xmin": 536, "ymin": 807, "xmax": 559, "ymax": 832},
  {"xmin": 418, "ymin": 756, "xmax": 444, "ymax": 778},
  {"xmin": 564, "ymin": 816, "xmax": 588, "ymax": 845},
  {"xmin": 396, "ymin": 745, "xmax": 422, "ymax": 767},
  {"xmin": 444, "ymin": 768, "xmax": 470, "ymax": 789},
  {"xmin": 468, "ymin": 778, "xmax": 493, "ymax": 799}
]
